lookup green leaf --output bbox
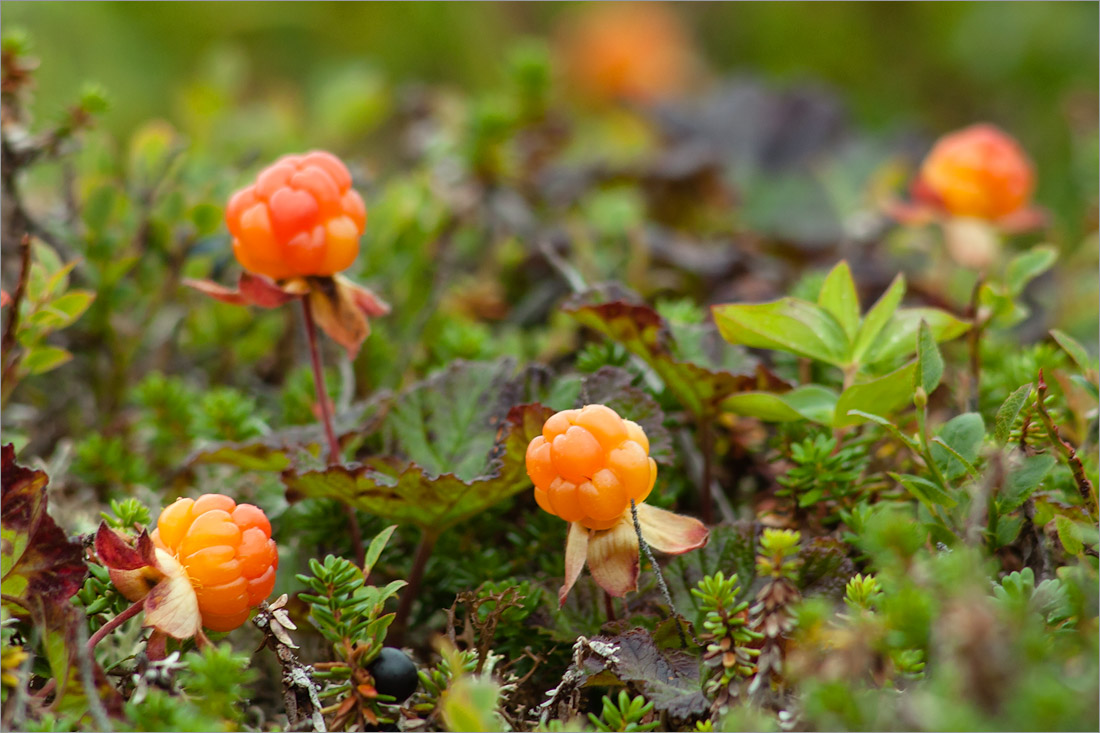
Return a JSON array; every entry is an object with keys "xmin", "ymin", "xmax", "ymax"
[
  {"xmin": 189, "ymin": 395, "xmax": 388, "ymax": 471},
  {"xmin": 25, "ymin": 291, "xmax": 95, "ymax": 332},
  {"xmin": 844, "ymin": 410, "xmax": 919, "ymax": 449},
  {"xmin": 82, "ymin": 183, "xmax": 117, "ymax": 234},
  {"xmin": 835, "ymin": 361, "xmax": 918, "ymax": 428},
  {"xmin": 1000, "ymin": 454, "xmax": 1056, "ymax": 513},
  {"xmin": 566, "ymin": 289, "xmax": 789, "ymax": 418},
  {"xmin": 930, "ymin": 413, "xmax": 985, "ymax": 481},
  {"xmin": 930, "ymin": 437, "xmax": 980, "ymax": 480},
  {"xmin": 817, "ymin": 260, "xmax": 861, "ymax": 345},
  {"xmin": 723, "ymin": 392, "xmax": 805, "ymax": 422},
  {"xmin": 382, "ymin": 359, "xmax": 524, "ymax": 480},
  {"xmin": 363, "ymin": 525, "xmax": 397, "ymax": 578},
  {"xmin": 851, "ymin": 273, "xmax": 905, "ymax": 364},
  {"xmin": 284, "ymin": 362, "xmax": 553, "ymax": 534},
  {"xmin": 713, "ymin": 297, "xmax": 849, "ymax": 366},
  {"xmin": 21, "ymin": 346, "xmax": 73, "ymax": 375},
  {"xmin": 994, "ymin": 383, "xmax": 1033, "ymax": 445},
  {"xmin": 440, "ymin": 675, "xmax": 504, "ymax": 733},
  {"xmin": 914, "ymin": 320, "xmax": 944, "ymax": 396},
  {"xmin": 1050, "ymin": 329, "xmax": 1095, "ymax": 372},
  {"xmin": 1054, "ymin": 515, "xmax": 1084, "ymax": 556},
  {"xmin": 1005, "ymin": 245, "xmax": 1057, "ymax": 296},
  {"xmin": 864, "ymin": 307, "xmax": 969, "ymax": 367},
  {"xmin": 724, "ymin": 385, "xmax": 837, "ymax": 424},
  {"xmin": 889, "ymin": 472, "xmax": 958, "ymax": 509},
  {"xmin": 189, "ymin": 203, "xmax": 224, "ymax": 236}
]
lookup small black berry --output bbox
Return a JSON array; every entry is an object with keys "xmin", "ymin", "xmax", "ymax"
[{"xmin": 367, "ymin": 647, "xmax": 418, "ymax": 702}]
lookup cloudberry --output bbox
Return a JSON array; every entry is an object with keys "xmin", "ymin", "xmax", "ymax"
[
  {"xmin": 150, "ymin": 494, "xmax": 278, "ymax": 632},
  {"xmin": 917, "ymin": 124, "xmax": 1034, "ymax": 220},
  {"xmin": 526, "ymin": 404, "xmax": 657, "ymax": 530},
  {"xmin": 558, "ymin": 2, "xmax": 693, "ymax": 104},
  {"xmin": 226, "ymin": 151, "xmax": 366, "ymax": 281}
]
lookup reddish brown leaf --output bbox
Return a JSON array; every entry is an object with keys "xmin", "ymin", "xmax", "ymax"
[
  {"xmin": 94, "ymin": 523, "xmax": 155, "ymax": 571},
  {"xmin": 183, "ymin": 272, "xmax": 301, "ymax": 308},
  {"xmin": 1, "ymin": 444, "xmax": 86, "ymax": 615}
]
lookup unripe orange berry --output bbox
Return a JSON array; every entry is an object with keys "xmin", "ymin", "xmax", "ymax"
[
  {"xmin": 150, "ymin": 494, "xmax": 278, "ymax": 632},
  {"xmin": 526, "ymin": 405, "xmax": 658, "ymax": 530},
  {"xmin": 917, "ymin": 124, "xmax": 1034, "ymax": 221},
  {"xmin": 226, "ymin": 151, "xmax": 367, "ymax": 281}
]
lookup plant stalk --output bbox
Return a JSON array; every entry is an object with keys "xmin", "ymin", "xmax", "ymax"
[
  {"xmin": 86, "ymin": 598, "xmax": 145, "ymax": 654},
  {"xmin": 631, "ymin": 499, "xmax": 689, "ymax": 648},
  {"xmin": 301, "ymin": 297, "xmax": 364, "ymax": 565},
  {"xmin": 391, "ymin": 529, "xmax": 439, "ymax": 643},
  {"xmin": 699, "ymin": 419, "xmax": 714, "ymax": 525}
]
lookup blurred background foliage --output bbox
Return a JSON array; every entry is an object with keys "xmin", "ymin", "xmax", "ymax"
[{"xmin": 6, "ymin": 1, "xmax": 1098, "ymax": 238}]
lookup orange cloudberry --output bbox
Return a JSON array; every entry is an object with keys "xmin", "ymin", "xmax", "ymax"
[
  {"xmin": 526, "ymin": 404, "xmax": 657, "ymax": 531},
  {"xmin": 225, "ymin": 151, "xmax": 367, "ymax": 281},
  {"xmin": 917, "ymin": 123, "xmax": 1034, "ymax": 221},
  {"xmin": 148, "ymin": 494, "xmax": 278, "ymax": 632}
]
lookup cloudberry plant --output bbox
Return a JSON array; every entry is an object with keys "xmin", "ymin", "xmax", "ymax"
[
  {"xmin": 226, "ymin": 150, "xmax": 367, "ymax": 280},
  {"xmin": 527, "ymin": 403, "xmax": 707, "ymax": 605},
  {"xmin": 147, "ymin": 494, "xmax": 278, "ymax": 632},
  {"xmin": 526, "ymin": 404, "xmax": 657, "ymax": 530}
]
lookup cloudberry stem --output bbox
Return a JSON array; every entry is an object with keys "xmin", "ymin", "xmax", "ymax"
[
  {"xmin": 86, "ymin": 598, "xmax": 145, "ymax": 654},
  {"xmin": 301, "ymin": 297, "xmax": 365, "ymax": 566},
  {"xmin": 603, "ymin": 591, "xmax": 617, "ymax": 622},
  {"xmin": 391, "ymin": 529, "xmax": 439, "ymax": 644},
  {"xmin": 630, "ymin": 499, "xmax": 688, "ymax": 648},
  {"xmin": 699, "ymin": 419, "xmax": 714, "ymax": 525},
  {"xmin": 301, "ymin": 297, "xmax": 341, "ymax": 465}
]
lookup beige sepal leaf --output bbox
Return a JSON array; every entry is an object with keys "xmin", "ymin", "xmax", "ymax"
[
  {"xmin": 586, "ymin": 513, "xmax": 640, "ymax": 599},
  {"xmin": 141, "ymin": 549, "xmax": 202, "ymax": 640},
  {"xmin": 559, "ymin": 522, "xmax": 590, "ymax": 607},
  {"xmin": 635, "ymin": 503, "xmax": 709, "ymax": 554}
]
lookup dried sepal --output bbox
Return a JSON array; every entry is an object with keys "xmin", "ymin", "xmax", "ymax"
[
  {"xmin": 183, "ymin": 272, "xmax": 302, "ymax": 308},
  {"xmin": 308, "ymin": 275, "xmax": 391, "ymax": 359}
]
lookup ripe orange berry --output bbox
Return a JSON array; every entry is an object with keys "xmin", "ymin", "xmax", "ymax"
[
  {"xmin": 917, "ymin": 124, "xmax": 1034, "ymax": 221},
  {"xmin": 558, "ymin": 2, "xmax": 694, "ymax": 104},
  {"xmin": 527, "ymin": 405, "xmax": 658, "ymax": 530},
  {"xmin": 150, "ymin": 494, "xmax": 278, "ymax": 632},
  {"xmin": 226, "ymin": 151, "xmax": 367, "ymax": 281}
]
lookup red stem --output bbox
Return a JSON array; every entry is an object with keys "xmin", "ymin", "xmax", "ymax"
[
  {"xmin": 86, "ymin": 598, "xmax": 145, "ymax": 655},
  {"xmin": 603, "ymin": 591, "xmax": 617, "ymax": 622},
  {"xmin": 301, "ymin": 297, "xmax": 364, "ymax": 566},
  {"xmin": 301, "ymin": 297, "xmax": 341, "ymax": 464},
  {"xmin": 699, "ymin": 418, "xmax": 714, "ymax": 525},
  {"xmin": 391, "ymin": 529, "xmax": 439, "ymax": 644}
]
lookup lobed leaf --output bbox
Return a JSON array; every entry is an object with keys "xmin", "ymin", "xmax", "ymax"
[{"xmin": 566, "ymin": 288, "xmax": 789, "ymax": 418}]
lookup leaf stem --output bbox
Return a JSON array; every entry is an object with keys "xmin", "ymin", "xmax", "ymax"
[
  {"xmin": 301, "ymin": 297, "xmax": 364, "ymax": 565},
  {"xmin": 698, "ymin": 419, "xmax": 714, "ymax": 525},
  {"xmin": 391, "ymin": 529, "xmax": 439, "ymax": 643},
  {"xmin": 1036, "ymin": 369, "xmax": 1098, "ymax": 521},
  {"xmin": 86, "ymin": 598, "xmax": 145, "ymax": 655},
  {"xmin": 1, "ymin": 235, "xmax": 33, "ymax": 406},
  {"xmin": 630, "ymin": 499, "xmax": 688, "ymax": 648}
]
